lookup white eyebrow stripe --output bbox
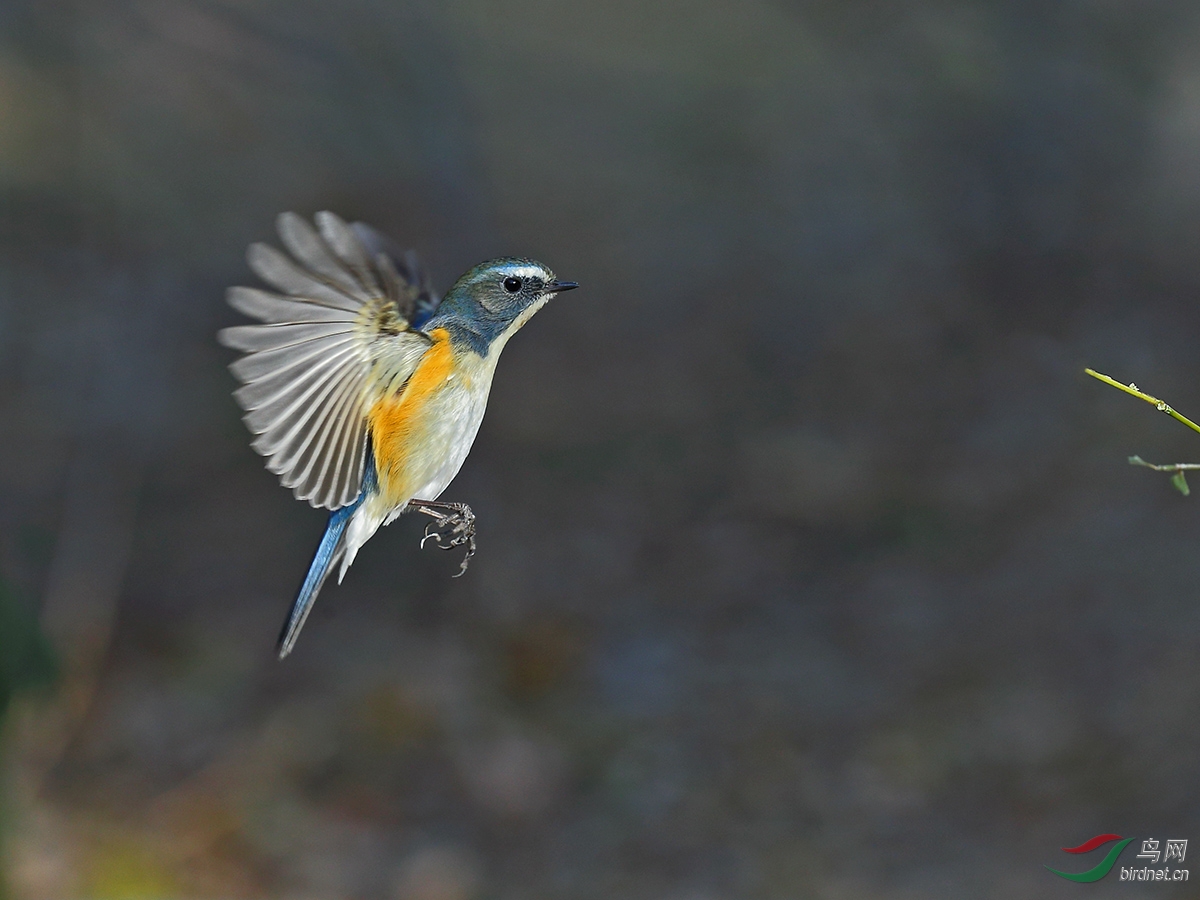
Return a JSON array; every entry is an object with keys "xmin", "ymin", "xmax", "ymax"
[{"xmin": 501, "ymin": 264, "xmax": 548, "ymax": 281}]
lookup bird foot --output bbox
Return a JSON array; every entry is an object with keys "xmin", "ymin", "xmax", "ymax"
[{"xmin": 412, "ymin": 500, "xmax": 476, "ymax": 576}]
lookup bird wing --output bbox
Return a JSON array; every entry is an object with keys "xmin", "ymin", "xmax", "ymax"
[
  {"xmin": 349, "ymin": 220, "xmax": 442, "ymax": 326},
  {"xmin": 219, "ymin": 211, "xmax": 435, "ymax": 510}
]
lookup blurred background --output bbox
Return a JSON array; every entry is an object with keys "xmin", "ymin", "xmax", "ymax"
[{"xmin": 1, "ymin": 1, "xmax": 1199, "ymax": 897}]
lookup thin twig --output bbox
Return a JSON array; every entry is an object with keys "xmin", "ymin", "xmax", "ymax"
[
  {"xmin": 1085, "ymin": 368, "xmax": 1200, "ymax": 436},
  {"xmin": 1086, "ymin": 368, "xmax": 1200, "ymax": 496},
  {"xmin": 1127, "ymin": 457, "xmax": 1200, "ymax": 472}
]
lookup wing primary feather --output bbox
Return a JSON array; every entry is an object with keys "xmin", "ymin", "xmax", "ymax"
[
  {"xmin": 374, "ymin": 251, "xmax": 407, "ymax": 310},
  {"xmin": 335, "ymin": 426, "xmax": 368, "ymax": 509},
  {"xmin": 321, "ymin": 382, "xmax": 369, "ymax": 507},
  {"xmin": 218, "ymin": 322, "xmax": 354, "ymax": 354},
  {"xmin": 227, "ymin": 287, "xmax": 353, "ymax": 324},
  {"xmin": 229, "ymin": 335, "xmax": 358, "ymax": 390},
  {"xmin": 349, "ymin": 221, "xmax": 416, "ymax": 284},
  {"xmin": 315, "ymin": 211, "xmax": 380, "ymax": 296},
  {"xmin": 299, "ymin": 373, "xmax": 360, "ymax": 498},
  {"xmin": 238, "ymin": 346, "xmax": 362, "ymax": 435},
  {"xmin": 247, "ymin": 243, "xmax": 366, "ymax": 309},
  {"xmin": 305, "ymin": 379, "xmax": 366, "ymax": 508},
  {"xmin": 277, "ymin": 371, "xmax": 364, "ymax": 505},
  {"xmin": 253, "ymin": 366, "xmax": 353, "ymax": 467},
  {"xmin": 348, "ymin": 221, "xmax": 442, "ymax": 322},
  {"xmin": 247, "ymin": 353, "xmax": 361, "ymax": 454},
  {"xmin": 275, "ymin": 212, "xmax": 363, "ymax": 295}
]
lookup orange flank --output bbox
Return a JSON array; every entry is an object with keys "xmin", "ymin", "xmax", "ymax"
[{"xmin": 369, "ymin": 327, "xmax": 455, "ymax": 500}]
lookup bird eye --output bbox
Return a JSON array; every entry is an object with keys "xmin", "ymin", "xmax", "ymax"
[{"xmin": 502, "ymin": 276, "xmax": 523, "ymax": 293}]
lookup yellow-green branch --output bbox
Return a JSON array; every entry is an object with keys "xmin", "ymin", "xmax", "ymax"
[
  {"xmin": 1085, "ymin": 368, "xmax": 1200, "ymax": 436},
  {"xmin": 1087, "ymin": 368, "xmax": 1200, "ymax": 496}
]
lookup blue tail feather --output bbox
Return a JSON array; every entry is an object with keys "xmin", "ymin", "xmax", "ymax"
[
  {"xmin": 276, "ymin": 504, "xmax": 355, "ymax": 658},
  {"xmin": 277, "ymin": 451, "xmax": 379, "ymax": 659}
]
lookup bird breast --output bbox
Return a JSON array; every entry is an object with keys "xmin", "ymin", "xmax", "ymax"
[{"xmin": 367, "ymin": 329, "xmax": 496, "ymax": 509}]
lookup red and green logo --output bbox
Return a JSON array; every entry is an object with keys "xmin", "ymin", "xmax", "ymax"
[{"xmin": 1046, "ymin": 834, "xmax": 1134, "ymax": 882}]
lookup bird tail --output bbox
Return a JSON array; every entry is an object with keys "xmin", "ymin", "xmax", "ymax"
[{"xmin": 277, "ymin": 504, "xmax": 356, "ymax": 659}]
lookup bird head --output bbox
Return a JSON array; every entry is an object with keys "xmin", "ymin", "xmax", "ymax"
[{"xmin": 434, "ymin": 258, "xmax": 577, "ymax": 355}]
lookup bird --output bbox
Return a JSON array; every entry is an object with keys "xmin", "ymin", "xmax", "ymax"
[{"xmin": 219, "ymin": 211, "xmax": 577, "ymax": 658}]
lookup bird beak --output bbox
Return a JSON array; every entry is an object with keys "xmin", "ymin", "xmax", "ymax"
[{"xmin": 546, "ymin": 280, "xmax": 578, "ymax": 293}]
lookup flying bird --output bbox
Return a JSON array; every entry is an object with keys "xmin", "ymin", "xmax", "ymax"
[{"xmin": 219, "ymin": 212, "xmax": 577, "ymax": 657}]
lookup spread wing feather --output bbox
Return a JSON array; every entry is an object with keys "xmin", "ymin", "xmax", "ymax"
[
  {"xmin": 219, "ymin": 322, "xmax": 355, "ymax": 354},
  {"xmin": 219, "ymin": 211, "xmax": 436, "ymax": 510},
  {"xmin": 351, "ymin": 221, "xmax": 441, "ymax": 324},
  {"xmin": 293, "ymin": 374, "xmax": 366, "ymax": 500},
  {"xmin": 227, "ymin": 287, "xmax": 350, "ymax": 324},
  {"xmin": 317, "ymin": 211, "xmax": 380, "ymax": 296},
  {"xmin": 243, "ymin": 346, "xmax": 362, "ymax": 448},
  {"xmin": 276, "ymin": 213, "xmax": 365, "ymax": 296},
  {"xmin": 247, "ymin": 243, "xmax": 364, "ymax": 310},
  {"xmin": 274, "ymin": 369, "xmax": 364, "ymax": 502}
]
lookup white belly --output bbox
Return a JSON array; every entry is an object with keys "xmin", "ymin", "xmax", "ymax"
[
  {"xmin": 399, "ymin": 373, "xmax": 491, "ymax": 506},
  {"xmin": 341, "ymin": 352, "xmax": 497, "ymax": 576}
]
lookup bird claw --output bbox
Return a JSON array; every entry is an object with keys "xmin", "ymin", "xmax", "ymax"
[{"xmin": 414, "ymin": 502, "xmax": 476, "ymax": 575}]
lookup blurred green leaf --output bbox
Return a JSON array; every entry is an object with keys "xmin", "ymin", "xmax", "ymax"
[
  {"xmin": 0, "ymin": 572, "xmax": 57, "ymax": 900},
  {"xmin": 0, "ymin": 575, "xmax": 57, "ymax": 715},
  {"xmin": 1172, "ymin": 471, "xmax": 1191, "ymax": 496}
]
